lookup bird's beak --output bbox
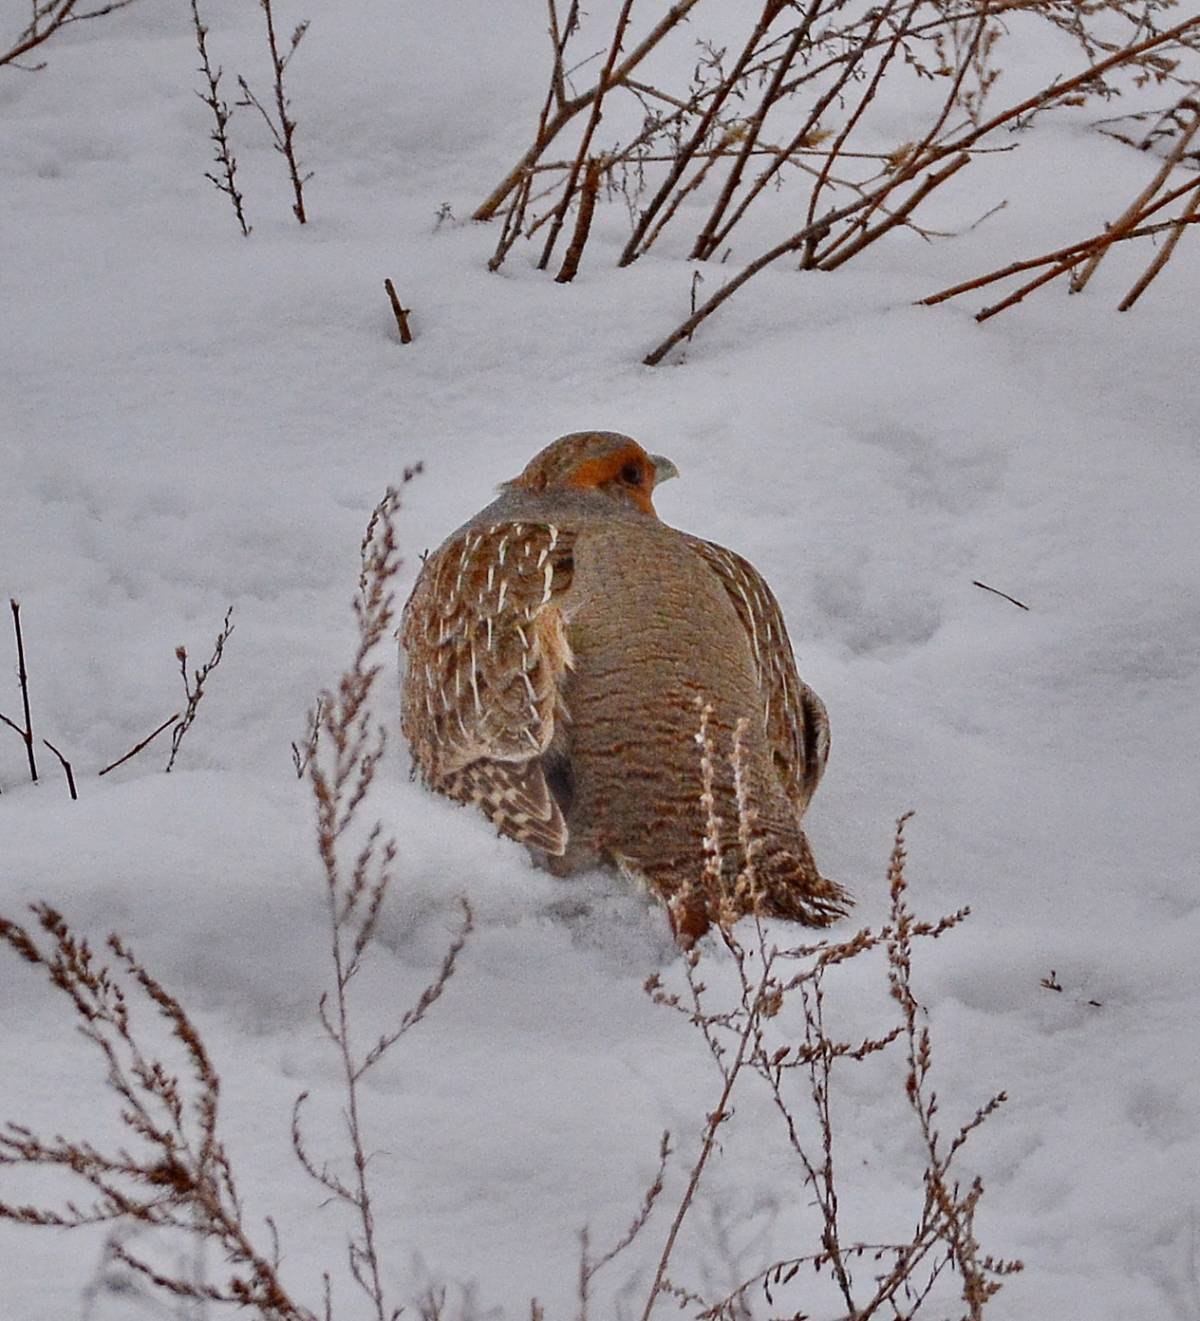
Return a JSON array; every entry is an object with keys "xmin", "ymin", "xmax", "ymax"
[{"xmin": 650, "ymin": 454, "xmax": 679, "ymax": 485}]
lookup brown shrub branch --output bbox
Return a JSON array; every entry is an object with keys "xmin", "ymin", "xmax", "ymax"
[{"xmin": 1, "ymin": 0, "xmax": 140, "ymax": 71}]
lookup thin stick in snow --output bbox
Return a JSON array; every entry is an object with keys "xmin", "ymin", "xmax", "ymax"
[
  {"xmin": 8, "ymin": 599, "xmax": 38, "ymax": 783},
  {"xmin": 383, "ymin": 279, "xmax": 414, "ymax": 343},
  {"xmin": 98, "ymin": 712, "xmax": 181, "ymax": 777},
  {"xmin": 973, "ymin": 580, "xmax": 1030, "ymax": 611},
  {"xmin": 41, "ymin": 738, "xmax": 77, "ymax": 800}
]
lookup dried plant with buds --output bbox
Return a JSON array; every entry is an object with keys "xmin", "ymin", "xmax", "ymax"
[
  {"xmin": 292, "ymin": 467, "xmax": 473, "ymax": 1321},
  {"xmin": 166, "ymin": 605, "xmax": 235, "ymax": 772},
  {"xmin": 633, "ymin": 716, "xmax": 1021, "ymax": 1320},
  {"xmin": 0, "ymin": 903, "xmax": 316, "ymax": 1320},
  {"xmin": 236, "ymin": 0, "xmax": 312, "ymax": 224}
]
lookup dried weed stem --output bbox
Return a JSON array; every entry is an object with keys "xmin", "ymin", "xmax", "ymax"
[
  {"xmin": 237, "ymin": 0, "xmax": 311, "ymax": 225},
  {"xmin": 0, "ymin": 904, "xmax": 316, "ymax": 1319},
  {"xmin": 190, "ymin": 0, "xmax": 251, "ymax": 236},
  {"xmin": 293, "ymin": 470, "xmax": 473, "ymax": 1321},
  {"xmin": 166, "ymin": 606, "xmax": 234, "ymax": 772},
  {"xmin": 644, "ymin": 800, "xmax": 1020, "ymax": 1319}
]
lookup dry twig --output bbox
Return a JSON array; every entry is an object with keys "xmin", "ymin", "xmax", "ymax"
[
  {"xmin": 99, "ymin": 712, "xmax": 182, "ymax": 778},
  {"xmin": 237, "ymin": 0, "xmax": 311, "ymax": 224},
  {"xmin": 166, "ymin": 606, "xmax": 234, "ymax": 773},
  {"xmin": 1, "ymin": 0, "xmax": 141, "ymax": 71},
  {"xmin": 292, "ymin": 470, "xmax": 473, "ymax": 1321},
  {"xmin": 291, "ymin": 697, "xmax": 323, "ymax": 779},
  {"xmin": 538, "ymin": 0, "xmax": 636, "ymax": 272},
  {"xmin": 41, "ymin": 736, "xmax": 77, "ymax": 800},
  {"xmin": 383, "ymin": 278, "xmax": 414, "ymax": 343},
  {"xmin": 972, "ymin": 580, "xmax": 1029, "ymax": 611},
  {"xmin": 190, "ymin": 0, "xmax": 251, "ymax": 236},
  {"xmin": 477, "ymin": 0, "xmax": 1200, "ymax": 352},
  {"xmin": 642, "ymin": 779, "xmax": 1019, "ymax": 1320},
  {"xmin": 0, "ymin": 905, "xmax": 317, "ymax": 1320},
  {"xmin": 7, "ymin": 599, "xmax": 38, "ymax": 783}
]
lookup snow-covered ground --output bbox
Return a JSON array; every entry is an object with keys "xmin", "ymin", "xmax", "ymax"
[{"xmin": 2, "ymin": 2, "xmax": 1199, "ymax": 1317}]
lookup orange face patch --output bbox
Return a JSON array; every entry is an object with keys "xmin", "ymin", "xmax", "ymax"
[{"xmin": 565, "ymin": 442, "xmax": 658, "ymax": 515}]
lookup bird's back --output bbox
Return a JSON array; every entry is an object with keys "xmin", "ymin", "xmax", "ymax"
[{"xmin": 556, "ymin": 517, "xmax": 817, "ymax": 910}]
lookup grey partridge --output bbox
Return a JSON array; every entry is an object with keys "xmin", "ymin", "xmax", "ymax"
[{"xmin": 400, "ymin": 431, "xmax": 848, "ymax": 943}]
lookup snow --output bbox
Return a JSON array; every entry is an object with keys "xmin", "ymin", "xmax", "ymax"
[{"xmin": 2, "ymin": 1, "xmax": 1199, "ymax": 1317}]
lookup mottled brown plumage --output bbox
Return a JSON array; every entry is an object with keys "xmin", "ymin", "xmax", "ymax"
[{"xmin": 401, "ymin": 431, "xmax": 848, "ymax": 942}]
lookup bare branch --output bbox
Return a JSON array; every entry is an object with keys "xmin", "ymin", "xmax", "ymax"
[{"xmin": 99, "ymin": 713, "xmax": 181, "ymax": 777}]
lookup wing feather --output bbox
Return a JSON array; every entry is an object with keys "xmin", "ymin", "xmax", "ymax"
[
  {"xmin": 401, "ymin": 521, "xmax": 576, "ymax": 852},
  {"xmin": 683, "ymin": 535, "xmax": 829, "ymax": 814}
]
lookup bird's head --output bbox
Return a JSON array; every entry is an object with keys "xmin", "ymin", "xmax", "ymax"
[{"xmin": 503, "ymin": 431, "xmax": 679, "ymax": 517}]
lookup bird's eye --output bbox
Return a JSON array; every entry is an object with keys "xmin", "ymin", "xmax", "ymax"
[{"xmin": 620, "ymin": 463, "xmax": 642, "ymax": 485}]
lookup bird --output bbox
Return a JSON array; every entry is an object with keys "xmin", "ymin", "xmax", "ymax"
[{"xmin": 400, "ymin": 430, "xmax": 849, "ymax": 944}]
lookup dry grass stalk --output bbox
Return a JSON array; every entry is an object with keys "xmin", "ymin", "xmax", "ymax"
[
  {"xmin": 166, "ymin": 605, "xmax": 234, "ymax": 773},
  {"xmin": 0, "ymin": 469, "xmax": 480, "ymax": 1319},
  {"xmin": 292, "ymin": 471, "xmax": 473, "ymax": 1321},
  {"xmin": 0, "ymin": 903, "xmax": 316, "ymax": 1320},
  {"xmin": 291, "ymin": 696, "xmax": 324, "ymax": 779},
  {"xmin": 237, "ymin": 0, "xmax": 311, "ymax": 225},
  {"xmin": 576, "ymin": 1131, "xmax": 672, "ymax": 1321},
  {"xmin": 190, "ymin": 0, "xmax": 251, "ymax": 236},
  {"xmin": 644, "ymin": 783, "xmax": 1020, "ymax": 1319},
  {"xmin": 1, "ymin": 0, "xmax": 140, "ymax": 71}
]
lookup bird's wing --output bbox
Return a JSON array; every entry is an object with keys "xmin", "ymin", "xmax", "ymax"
[
  {"xmin": 683, "ymin": 535, "xmax": 829, "ymax": 815},
  {"xmin": 401, "ymin": 520, "xmax": 577, "ymax": 853}
]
